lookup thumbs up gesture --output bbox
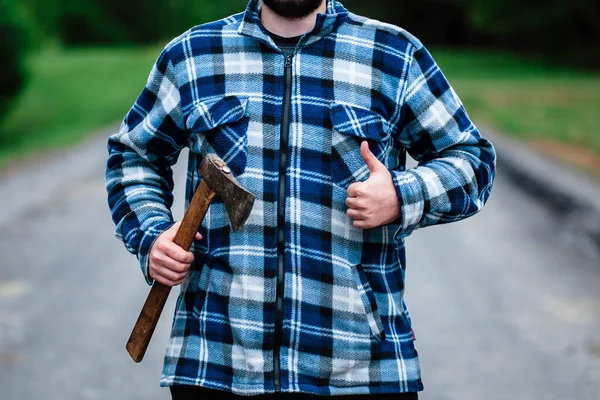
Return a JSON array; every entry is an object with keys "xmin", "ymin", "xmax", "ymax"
[{"xmin": 346, "ymin": 141, "xmax": 400, "ymax": 229}]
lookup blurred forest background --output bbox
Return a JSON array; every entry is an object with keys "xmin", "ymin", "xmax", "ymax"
[{"xmin": 1, "ymin": 0, "xmax": 599, "ymax": 171}]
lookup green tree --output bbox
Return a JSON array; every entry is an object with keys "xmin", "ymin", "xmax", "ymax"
[
  {"xmin": 467, "ymin": 0, "xmax": 600, "ymax": 68},
  {"xmin": 58, "ymin": 0, "xmax": 248, "ymax": 46},
  {"xmin": 0, "ymin": 0, "xmax": 29, "ymax": 129},
  {"xmin": 343, "ymin": 0, "xmax": 473, "ymax": 46}
]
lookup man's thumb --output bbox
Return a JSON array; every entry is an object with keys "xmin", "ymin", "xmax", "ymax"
[
  {"xmin": 162, "ymin": 221, "xmax": 181, "ymax": 240},
  {"xmin": 360, "ymin": 141, "xmax": 383, "ymax": 173}
]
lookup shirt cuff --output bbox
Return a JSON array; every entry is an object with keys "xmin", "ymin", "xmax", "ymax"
[
  {"xmin": 390, "ymin": 169, "xmax": 425, "ymax": 240},
  {"xmin": 138, "ymin": 220, "xmax": 177, "ymax": 285}
]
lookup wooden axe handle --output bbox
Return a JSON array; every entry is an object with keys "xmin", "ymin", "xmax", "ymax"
[{"xmin": 126, "ymin": 180, "xmax": 216, "ymax": 363}]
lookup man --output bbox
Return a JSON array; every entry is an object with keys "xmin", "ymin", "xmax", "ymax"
[{"xmin": 105, "ymin": 0, "xmax": 496, "ymax": 398}]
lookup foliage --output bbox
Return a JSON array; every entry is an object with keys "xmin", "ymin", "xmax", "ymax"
[
  {"xmin": 345, "ymin": 0, "xmax": 600, "ymax": 69},
  {"xmin": 5, "ymin": 0, "xmax": 600, "ymax": 68},
  {"xmin": 466, "ymin": 0, "xmax": 600, "ymax": 68},
  {"xmin": 167, "ymin": 0, "xmax": 248, "ymax": 40},
  {"xmin": 0, "ymin": 47, "xmax": 159, "ymax": 166},
  {"xmin": 343, "ymin": 0, "xmax": 476, "ymax": 46},
  {"xmin": 16, "ymin": 0, "xmax": 249, "ymax": 46},
  {"xmin": 1, "ymin": 0, "xmax": 599, "ymax": 136},
  {"xmin": 0, "ymin": 0, "xmax": 30, "ymax": 127}
]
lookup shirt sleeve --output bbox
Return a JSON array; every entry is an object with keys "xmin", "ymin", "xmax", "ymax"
[
  {"xmin": 105, "ymin": 46, "xmax": 187, "ymax": 284},
  {"xmin": 390, "ymin": 44, "xmax": 497, "ymax": 239}
]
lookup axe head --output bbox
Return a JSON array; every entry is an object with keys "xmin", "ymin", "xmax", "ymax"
[{"xmin": 199, "ymin": 154, "xmax": 255, "ymax": 231}]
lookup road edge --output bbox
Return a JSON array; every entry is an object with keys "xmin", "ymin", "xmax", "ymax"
[
  {"xmin": 0, "ymin": 125, "xmax": 119, "ymax": 227},
  {"xmin": 482, "ymin": 125, "xmax": 600, "ymax": 252}
]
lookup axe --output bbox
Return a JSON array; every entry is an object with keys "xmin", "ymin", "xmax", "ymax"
[{"xmin": 126, "ymin": 154, "xmax": 255, "ymax": 363}]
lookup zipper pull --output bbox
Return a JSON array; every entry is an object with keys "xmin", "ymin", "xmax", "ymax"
[{"xmin": 285, "ymin": 55, "xmax": 293, "ymax": 68}]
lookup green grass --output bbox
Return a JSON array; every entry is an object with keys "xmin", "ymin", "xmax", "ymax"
[
  {"xmin": 1, "ymin": 47, "xmax": 599, "ymax": 170},
  {"xmin": 0, "ymin": 46, "xmax": 160, "ymax": 168},
  {"xmin": 432, "ymin": 49, "xmax": 600, "ymax": 156}
]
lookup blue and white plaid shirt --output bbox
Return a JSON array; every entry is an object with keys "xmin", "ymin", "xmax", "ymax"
[{"xmin": 106, "ymin": 0, "xmax": 496, "ymax": 395}]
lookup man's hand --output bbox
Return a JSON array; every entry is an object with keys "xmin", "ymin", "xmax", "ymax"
[
  {"xmin": 149, "ymin": 221, "xmax": 202, "ymax": 286},
  {"xmin": 346, "ymin": 141, "xmax": 400, "ymax": 229}
]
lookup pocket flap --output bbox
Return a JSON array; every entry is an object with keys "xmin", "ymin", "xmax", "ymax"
[
  {"xmin": 186, "ymin": 96, "xmax": 249, "ymax": 133},
  {"xmin": 329, "ymin": 103, "xmax": 391, "ymax": 141}
]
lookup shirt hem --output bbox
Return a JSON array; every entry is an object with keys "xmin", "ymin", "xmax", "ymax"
[{"xmin": 160, "ymin": 375, "xmax": 424, "ymax": 395}]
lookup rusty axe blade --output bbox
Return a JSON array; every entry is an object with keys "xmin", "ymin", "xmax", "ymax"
[
  {"xmin": 126, "ymin": 154, "xmax": 255, "ymax": 363},
  {"xmin": 199, "ymin": 154, "xmax": 255, "ymax": 231}
]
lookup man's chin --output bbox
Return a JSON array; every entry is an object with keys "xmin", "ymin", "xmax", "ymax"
[{"xmin": 262, "ymin": 0, "xmax": 325, "ymax": 19}]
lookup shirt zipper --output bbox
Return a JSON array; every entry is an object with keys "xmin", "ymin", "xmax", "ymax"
[{"xmin": 274, "ymin": 54, "xmax": 293, "ymax": 392}]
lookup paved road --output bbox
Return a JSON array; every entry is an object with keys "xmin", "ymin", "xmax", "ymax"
[{"xmin": 0, "ymin": 131, "xmax": 599, "ymax": 399}]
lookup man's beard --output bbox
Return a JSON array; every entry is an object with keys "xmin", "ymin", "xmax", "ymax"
[{"xmin": 262, "ymin": 0, "xmax": 324, "ymax": 19}]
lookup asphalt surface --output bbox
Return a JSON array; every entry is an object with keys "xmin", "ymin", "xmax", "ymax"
[{"xmin": 0, "ymin": 130, "xmax": 599, "ymax": 399}]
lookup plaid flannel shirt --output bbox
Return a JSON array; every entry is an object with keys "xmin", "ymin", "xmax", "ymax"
[{"xmin": 106, "ymin": 0, "xmax": 496, "ymax": 395}]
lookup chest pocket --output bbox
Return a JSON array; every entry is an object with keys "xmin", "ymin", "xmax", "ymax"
[
  {"xmin": 186, "ymin": 96, "xmax": 249, "ymax": 176},
  {"xmin": 330, "ymin": 103, "xmax": 392, "ymax": 189}
]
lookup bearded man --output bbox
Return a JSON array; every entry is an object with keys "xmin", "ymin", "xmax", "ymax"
[{"xmin": 105, "ymin": 0, "xmax": 496, "ymax": 398}]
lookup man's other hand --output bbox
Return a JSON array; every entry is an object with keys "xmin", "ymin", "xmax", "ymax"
[
  {"xmin": 149, "ymin": 222, "xmax": 202, "ymax": 286},
  {"xmin": 346, "ymin": 141, "xmax": 400, "ymax": 229}
]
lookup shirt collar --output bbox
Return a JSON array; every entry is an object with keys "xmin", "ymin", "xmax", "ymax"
[{"xmin": 238, "ymin": 0, "xmax": 349, "ymax": 51}]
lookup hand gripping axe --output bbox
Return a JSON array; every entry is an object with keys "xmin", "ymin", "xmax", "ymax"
[{"xmin": 126, "ymin": 154, "xmax": 255, "ymax": 363}]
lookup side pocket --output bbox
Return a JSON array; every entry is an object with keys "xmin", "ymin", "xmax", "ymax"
[
  {"xmin": 186, "ymin": 96, "xmax": 250, "ymax": 176},
  {"xmin": 352, "ymin": 264, "xmax": 386, "ymax": 342}
]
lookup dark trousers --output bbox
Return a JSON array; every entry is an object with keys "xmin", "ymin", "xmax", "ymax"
[{"xmin": 170, "ymin": 386, "xmax": 419, "ymax": 399}]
